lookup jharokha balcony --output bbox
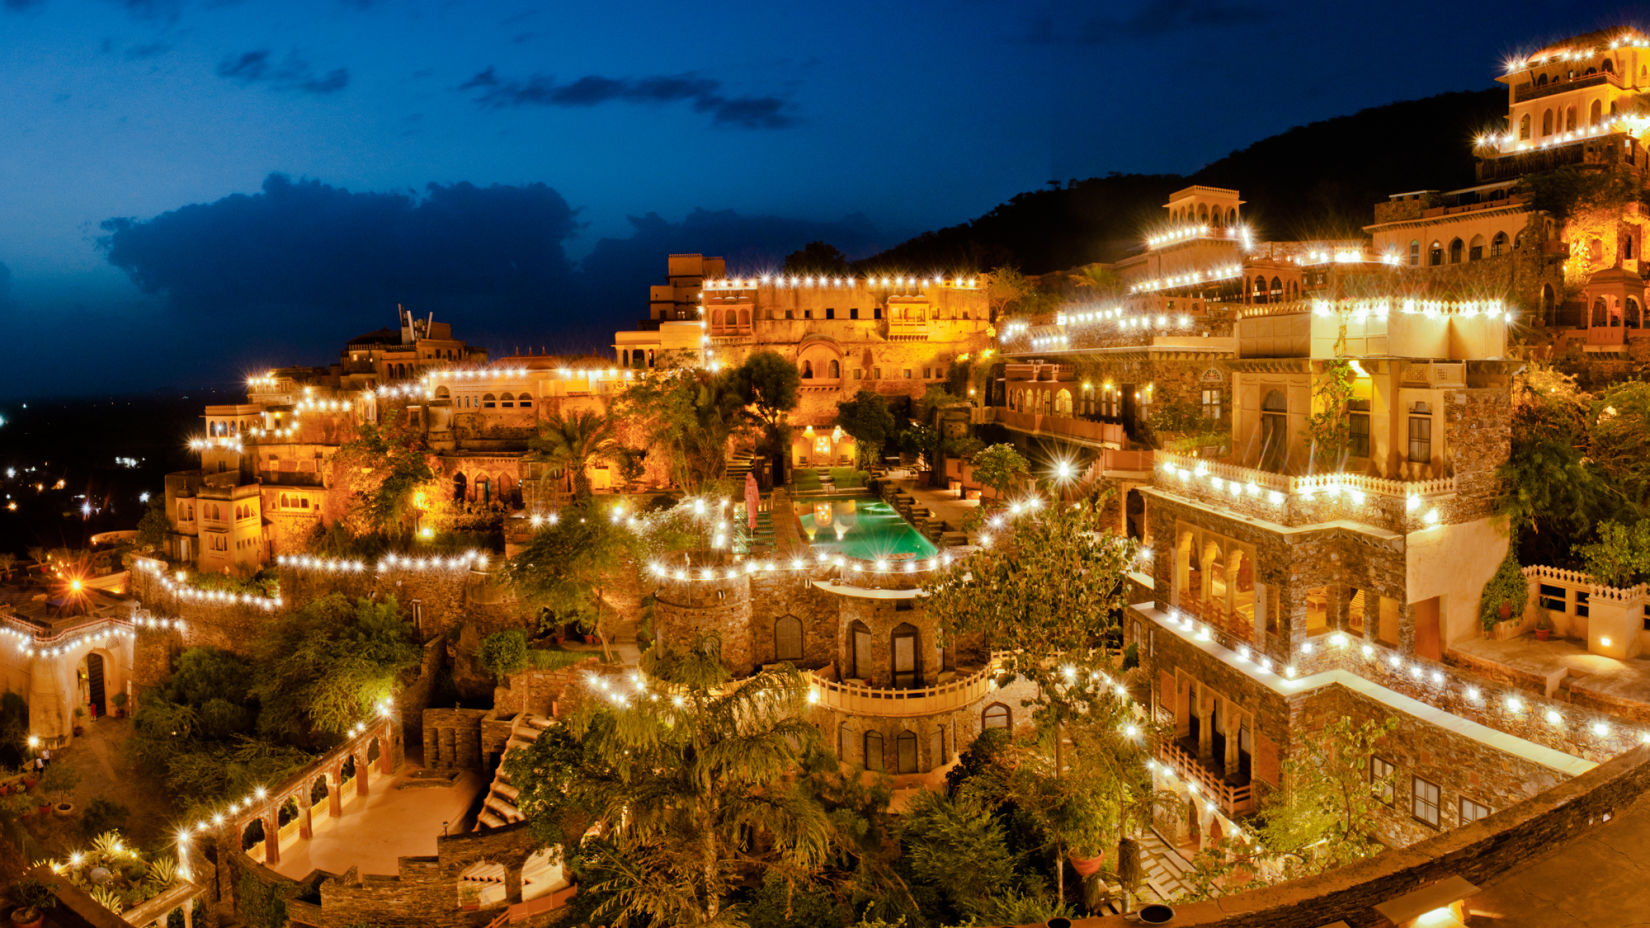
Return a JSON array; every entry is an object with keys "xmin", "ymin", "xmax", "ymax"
[
  {"xmin": 1158, "ymin": 737, "xmax": 1255, "ymax": 817},
  {"xmin": 1152, "ymin": 451, "xmax": 1457, "ymax": 534}
]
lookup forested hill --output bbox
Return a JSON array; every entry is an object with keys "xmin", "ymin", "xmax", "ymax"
[{"xmin": 862, "ymin": 89, "xmax": 1506, "ymax": 275}]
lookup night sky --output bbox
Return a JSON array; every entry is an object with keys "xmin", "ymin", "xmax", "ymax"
[{"xmin": 0, "ymin": 0, "xmax": 1625, "ymax": 398}]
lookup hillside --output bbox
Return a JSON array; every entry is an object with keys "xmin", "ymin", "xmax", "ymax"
[{"xmin": 861, "ymin": 89, "xmax": 1506, "ymax": 274}]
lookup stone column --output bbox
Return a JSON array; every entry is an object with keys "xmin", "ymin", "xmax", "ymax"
[
  {"xmin": 1252, "ymin": 581, "xmax": 1268, "ymax": 648},
  {"xmin": 1223, "ymin": 705, "xmax": 1240, "ymax": 773},
  {"xmin": 378, "ymin": 733, "xmax": 394, "ymax": 775},
  {"xmin": 328, "ymin": 770, "xmax": 342, "ymax": 819},
  {"xmin": 299, "ymin": 792, "xmax": 313, "ymax": 840},
  {"xmin": 356, "ymin": 751, "xmax": 370, "ymax": 798},
  {"xmin": 1195, "ymin": 687, "xmax": 1213, "ymax": 760},
  {"xmin": 262, "ymin": 811, "xmax": 279, "ymax": 865}
]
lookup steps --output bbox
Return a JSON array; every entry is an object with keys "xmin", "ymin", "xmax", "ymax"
[{"xmin": 474, "ymin": 712, "xmax": 553, "ymax": 832}]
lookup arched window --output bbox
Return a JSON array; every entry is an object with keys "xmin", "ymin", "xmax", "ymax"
[
  {"xmin": 1542, "ymin": 108, "xmax": 1554, "ymax": 136},
  {"xmin": 891, "ymin": 622, "xmax": 920, "ymax": 688},
  {"xmin": 1260, "ymin": 389, "xmax": 1288, "ymax": 473},
  {"xmin": 982, "ymin": 703, "xmax": 1011, "ymax": 731},
  {"xmin": 1468, "ymin": 234, "xmax": 1485, "ymax": 261},
  {"xmin": 1593, "ymin": 297, "xmax": 1610, "ymax": 327},
  {"xmin": 1227, "ymin": 208, "xmax": 1237, "ymax": 226},
  {"xmin": 802, "ymin": 360, "xmax": 814, "ymax": 379},
  {"xmin": 1519, "ymin": 114, "xmax": 1531, "ymax": 140},
  {"xmin": 482, "ymin": 393, "xmax": 496, "ymax": 408},
  {"xmin": 435, "ymin": 386, "xmax": 450, "ymax": 399},
  {"xmin": 863, "ymin": 731, "xmax": 884, "ymax": 772},
  {"xmin": 1448, "ymin": 238, "xmax": 1464, "ymax": 263},
  {"xmin": 774, "ymin": 615, "xmax": 803, "ymax": 663},
  {"xmin": 1537, "ymin": 73, "xmax": 1549, "ymax": 87},
  {"xmin": 738, "ymin": 308, "xmax": 751, "ymax": 328},
  {"xmin": 1604, "ymin": 58, "xmax": 1616, "ymax": 73},
  {"xmin": 1627, "ymin": 235, "xmax": 1636, "ymax": 261},
  {"xmin": 848, "ymin": 620, "xmax": 871, "ymax": 680},
  {"xmin": 1409, "ymin": 239, "xmax": 1420, "ymax": 265},
  {"xmin": 896, "ymin": 730, "xmax": 919, "ymax": 773},
  {"xmin": 1054, "ymin": 389, "xmax": 1073, "ymax": 416},
  {"xmin": 1429, "ymin": 241, "xmax": 1443, "ymax": 266},
  {"xmin": 1566, "ymin": 105, "xmax": 1577, "ymax": 131},
  {"xmin": 518, "ymin": 393, "xmax": 532, "ymax": 407},
  {"xmin": 828, "ymin": 359, "xmax": 840, "ymax": 379},
  {"xmin": 1269, "ymin": 277, "xmax": 1283, "ymax": 301},
  {"xmin": 1253, "ymin": 276, "xmax": 1268, "ymax": 305},
  {"xmin": 1628, "ymin": 298, "xmax": 1642, "ymax": 329},
  {"xmin": 500, "ymin": 392, "xmax": 514, "ymax": 408},
  {"xmin": 1491, "ymin": 231, "xmax": 1508, "ymax": 257},
  {"xmin": 1591, "ymin": 100, "xmax": 1603, "ymax": 124},
  {"xmin": 1197, "ymin": 203, "xmax": 1209, "ymax": 223}
]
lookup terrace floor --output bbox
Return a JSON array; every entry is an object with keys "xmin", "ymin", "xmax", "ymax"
[
  {"xmin": 1466, "ymin": 787, "xmax": 1650, "ymax": 926},
  {"xmin": 269, "ymin": 766, "xmax": 484, "ymax": 880},
  {"xmin": 1450, "ymin": 635, "xmax": 1650, "ymax": 710}
]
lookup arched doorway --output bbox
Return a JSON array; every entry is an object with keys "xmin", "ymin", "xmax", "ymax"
[
  {"xmin": 1260, "ymin": 390, "xmax": 1288, "ymax": 473},
  {"xmin": 848, "ymin": 621, "xmax": 871, "ymax": 681},
  {"xmin": 81, "ymin": 652, "xmax": 107, "ymax": 718},
  {"xmin": 891, "ymin": 622, "xmax": 920, "ymax": 688},
  {"xmin": 1125, "ymin": 488, "xmax": 1147, "ymax": 541},
  {"xmin": 774, "ymin": 615, "xmax": 803, "ymax": 663},
  {"xmin": 452, "ymin": 472, "xmax": 467, "ymax": 502}
]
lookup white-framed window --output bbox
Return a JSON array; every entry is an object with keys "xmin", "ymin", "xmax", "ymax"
[
  {"xmin": 1459, "ymin": 797, "xmax": 1491, "ymax": 824},
  {"xmin": 1412, "ymin": 775, "xmax": 1441, "ymax": 827}
]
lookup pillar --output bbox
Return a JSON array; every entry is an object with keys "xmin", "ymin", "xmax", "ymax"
[
  {"xmin": 1195, "ymin": 687, "xmax": 1213, "ymax": 760},
  {"xmin": 1223, "ymin": 704, "xmax": 1240, "ymax": 773},
  {"xmin": 328, "ymin": 770, "xmax": 342, "ymax": 819},
  {"xmin": 262, "ymin": 811, "xmax": 279, "ymax": 865},
  {"xmin": 1252, "ymin": 581, "xmax": 1268, "ymax": 647},
  {"xmin": 378, "ymin": 733, "xmax": 393, "ymax": 775},
  {"xmin": 356, "ymin": 751, "xmax": 370, "ymax": 797},
  {"xmin": 299, "ymin": 792, "xmax": 313, "ymax": 840}
]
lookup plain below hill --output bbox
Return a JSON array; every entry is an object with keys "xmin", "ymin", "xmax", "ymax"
[{"xmin": 861, "ymin": 89, "xmax": 1506, "ymax": 275}]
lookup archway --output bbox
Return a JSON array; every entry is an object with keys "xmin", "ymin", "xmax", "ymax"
[
  {"xmin": 890, "ymin": 622, "xmax": 920, "ymax": 688},
  {"xmin": 81, "ymin": 651, "xmax": 107, "ymax": 718},
  {"xmin": 1260, "ymin": 390, "xmax": 1288, "ymax": 473},
  {"xmin": 775, "ymin": 615, "xmax": 803, "ymax": 663},
  {"xmin": 452, "ymin": 472, "xmax": 467, "ymax": 502},
  {"xmin": 1125, "ymin": 488, "xmax": 1147, "ymax": 541},
  {"xmin": 848, "ymin": 620, "xmax": 871, "ymax": 681}
]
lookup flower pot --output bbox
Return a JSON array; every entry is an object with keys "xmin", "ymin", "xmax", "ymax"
[
  {"xmin": 10, "ymin": 906, "xmax": 45, "ymax": 928},
  {"xmin": 1068, "ymin": 852, "xmax": 1105, "ymax": 877},
  {"xmin": 36, "ymin": 804, "xmax": 50, "ymax": 817},
  {"xmin": 1498, "ymin": 602, "xmax": 1512, "ymax": 620},
  {"xmin": 54, "ymin": 801, "xmax": 74, "ymax": 817},
  {"xmin": 1138, "ymin": 903, "xmax": 1176, "ymax": 924},
  {"xmin": 1536, "ymin": 628, "xmax": 1551, "ymax": 641}
]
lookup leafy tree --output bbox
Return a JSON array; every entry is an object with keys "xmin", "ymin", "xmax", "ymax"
[
  {"xmin": 530, "ymin": 409, "xmax": 616, "ymax": 500},
  {"xmin": 505, "ymin": 634, "xmax": 829, "ymax": 927},
  {"xmin": 970, "ymin": 443, "xmax": 1029, "ymax": 500},
  {"xmin": 836, "ymin": 391, "xmax": 898, "ymax": 467},
  {"xmin": 333, "ymin": 408, "xmax": 434, "ymax": 538},
  {"xmin": 1256, "ymin": 716, "xmax": 1397, "ymax": 877},
  {"xmin": 614, "ymin": 370, "xmax": 749, "ymax": 493},
  {"xmin": 1586, "ymin": 382, "xmax": 1650, "ymax": 510},
  {"xmin": 505, "ymin": 498, "xmax": 642, "ymax": 662},
  {"xmin": 897, "ymin": 789, "xmax": 1021, "ymax": 923},
  {"xmin": 1498, "ymin": 419, "xmax": 1616, "ymax": 565},
  {"xmin": 728, "ymin": 350, "xmax": 802, "ymax": 486},
  {"xmin": 984, "ymin": 266, "xmax": 1032, "ymax": 322},
  {"xmin": 251, "ymin": 594, "xmax": 419, "ymax": 744},
  {"xmin": 136, "ymin": 503, "xmax": 170, "ymax": 552},
  {"xmin": 1579, "ymin": 520, "xmax": 1650, "ymax": 588},
  {"xmin": 479, "ymin": 629, "xmax": 530, "ymax": 681},
  {"xmin": 782, "ymin": 241, "xmax": 851, "ymax": 276},
  {"xmin": 1303, "ymin": 358, "xmax": 1355, "ymax": 469}
]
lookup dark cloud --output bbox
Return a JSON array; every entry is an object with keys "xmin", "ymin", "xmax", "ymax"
[
  {"xmin": 215, "ymin": 49, "xmax": 350, "ymax": 95},
  {"xmin": 1028, "ymin": 0, "xmax": 1269, "ymax": 42},
  {"xmin": 97, "ymin": 174, "xmax": 584, "ymax": 347},
  {"xmin": 461, "ymin": 68, "xmax": 796, "ymax": 129},
  {"xmin": 3, "ymin": 0, "xmax": 45, "ymax": 10}
]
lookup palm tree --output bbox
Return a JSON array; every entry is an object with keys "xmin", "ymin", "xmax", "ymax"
[
  {"xmin": 530, "ymin": 410, "xmax": 616, "ymax": 499},
  {"xmin": 504, "ymin": 634, "xmax": 831, "ymax": 926}
]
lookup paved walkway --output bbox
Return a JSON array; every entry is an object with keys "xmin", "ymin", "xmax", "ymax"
[
  {"xmin": 1138, "ymin": 829, "xmax": 1198, "ymax": 902},
  {"xmin": 1467, "ymin": 789, "xmax": 1650, "ymax": 926},
  {"xmin": 270, "ymin": 766, "xmax": 484, "ymax": 880},
  {"xmin": 21, "ymin": 716, "xmax": 183, "ymax": 857}
]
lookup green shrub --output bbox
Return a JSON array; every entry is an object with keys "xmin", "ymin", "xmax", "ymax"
[
  {"xmin": 478, "ymin": 630, "xmax": 529, "ymax": 681},
  {"xmin": 81, "ymin": 797, "xmax": 130, "ymax": 838},
  {"xmin": 1479, "ymin": 552, "xmax": 1530, "ymax": 630}
]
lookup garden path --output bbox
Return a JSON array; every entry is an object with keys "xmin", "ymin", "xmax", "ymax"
[
  {"xmin": 21, "ymin": 716, "xmax": 181, "ymax": 857},
  {"xmin": 268, "ymin": 766, "xmax": 483, "ymax": 881}
]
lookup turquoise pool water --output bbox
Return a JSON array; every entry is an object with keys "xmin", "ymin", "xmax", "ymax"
[{"xmin": 795, "ymin": 497, "xmax": 938, "ymax": 561}]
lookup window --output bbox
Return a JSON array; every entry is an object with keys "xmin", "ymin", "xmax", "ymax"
[
  {"xmin": 1349, "ymin": 399, "xmax": 1371, "ymax": 457},
  {"xmin": 863, "ymin": 732, "xmax": 884, "ymax": 772},
  {"xmin": 1491, "ymin": 231, "xmax": 1508, "ymax": 257},
  {"xmin": 1411, "ymin": 776, "xmax": 1441, "ymax": 827},
  {"xmin": 1370, "ymin": 756, "xmax": 1395, "ymax": 804},
  {"xmin": 804, "ymin": 309, "xmax": 812, "ymax": 320},
  {"xmin": 482, "ymin": 393, "xmax": 496, "ymax": 408},
  {"xmin": 1201, "ymin": 388, "xmax": 1222, "ymax": 420},
  {"xmin": 896, "ymin": 731, "xmax": 918, "ymax": 773},
  {"xmin": 903, "ymin": 369, "xmax": 912, "ymax": 379},
  {"xmin": 1460, "ymin": 797, "xmax": 1491, "ymax": 824},
  {"xmin": 1468, "ymin": 235, "xmax": 1484, "ymax": 261},
  {"xmin": 1627, "ymin": 235, "xmax": 1636, "ymax": 261},
  {"xmin": 1429, "ymin": 241, "xmax": 1442, "ymax": 266},
  {"xmin": 873, "ymin": 367, "xmax": 882, "ymax": 380},
  {"xmin": 1260, "ymin": 389, "xmax": 1288, "ymax": 473},
  {"xmin": 825, "ymin": 307, "xmax": 835, "ymax": 320},
  {"xmin": 1448, "ymin": 238, "xmax": 1464, "ymax": 264},
  {"xmin": 829, "ymin": 360, "xmax": 840, "ymax": 378},
  {"xmin": 982, "ymin": 702, "xmax": 1011, "ymax": 731},
  {"xmin": 518, "ymin": 393, "xmax": 532, "ymax": 408},
  {"xmin": 1519, "ymin": 114, "xmax": 1531, "ymax": 140},
  {"xmin": 1408, "ymin": 402, "xmax": 1432, "ymax": 464},
  {"xmin": 1409, "ymin": 239, "xmax": 1420, "ymax": 266},
  {"xmin": 850, "ymin": 307, "xmax": 859, "ymax": 320},
  {"xmin": 873, "ymin": 307, "xmax": 882, "ymax": 320}
]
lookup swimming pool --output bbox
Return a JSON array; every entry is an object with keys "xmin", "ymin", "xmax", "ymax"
[{"xmin": 795, "ymin": 496, "xmax": 938, "ymax": 561}]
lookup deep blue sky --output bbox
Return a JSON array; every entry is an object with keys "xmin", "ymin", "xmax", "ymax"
[{"xmin": 0, "ymin": 0, "xmax": 1625, "ymax": 397}]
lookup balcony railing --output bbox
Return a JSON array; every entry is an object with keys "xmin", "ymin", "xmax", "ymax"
[
  {"xmin": 1514, "ymin": 70, "xmax": 1621, "ymax": 102},
  {"xmin": 993, "ymin": 407, "xmax": 1128, "ymax": 446},
  {"xmin": 1153, "ymin": 451, "xmax": 1456, "ymax": 532},
  {"xmin": 808, "ymin": 656, "xmax": 1005, "ymax": 718},
  {"xmin": 1158, "ymin": 738, "xmax": 1253, "ymax": 816}
]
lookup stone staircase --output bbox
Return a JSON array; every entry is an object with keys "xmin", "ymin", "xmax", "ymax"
[{"xmin": 475, "ymin": 712, "xmax": 554, "ymax": 831}]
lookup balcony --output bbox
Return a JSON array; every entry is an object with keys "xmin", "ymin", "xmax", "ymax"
[
  {"xmin": 1513, "ymin": 70, "xmax": 1622, "ymax": 102},
  {"xmin": 993, "ymin": 407, "xmax": 1129, "ymax": 447},
  {"xmin": 1158, "ymin": 738, "xmax": 1253, "ymax": 816},
  {"xmin": 808, "ymin": 657, "xmax": 1003, "ymax": 718},
  {"xmin": 1152, "ymin": 451, "xmax": 1456, "ymax": 533}
]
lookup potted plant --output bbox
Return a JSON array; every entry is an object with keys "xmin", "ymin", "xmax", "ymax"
[
  {"xmin": 1535, "ymin": 613, "xmax": 1554, "ymax": 642},
  {"xmin": 72, "ymin": 707, "xmax": 85, "ymax": 737},
  {"xmin": 6, "ymin": 878, "xmax": 55, "ymax": 928},
  {"xmin": 1067, "ymin": 833, "xmax": 1106, "ymax": 878},
  {"xmin": 1478, "ymin": 554, "xmax": 1528, "ymax": 636},
  {"xmin": 39, "ymin": 763, "xmax": 79, "ymax": 819},
  {"xmin": 111, "ymin": 692, "xmax": 128, "ymax": 719}
]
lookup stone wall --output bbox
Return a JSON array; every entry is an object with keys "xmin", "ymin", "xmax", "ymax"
[
  {"xmin": 318, "ymin": 821, "xmax": 542, "ymax": 928},
  {"xmin": 1065, "ymin": 746, "xmax": 1650, "ymax": 928},
  {"xmin": 422, "ymin": 708, "xmax": 489, "ymax": 769},
  {"xmin": 491, "ymin": 659, "xmax": 600, "ymax": 718},
  {"xmin": 812, "ymin": 674, "xmax": 1040, "ymax": 774}
]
